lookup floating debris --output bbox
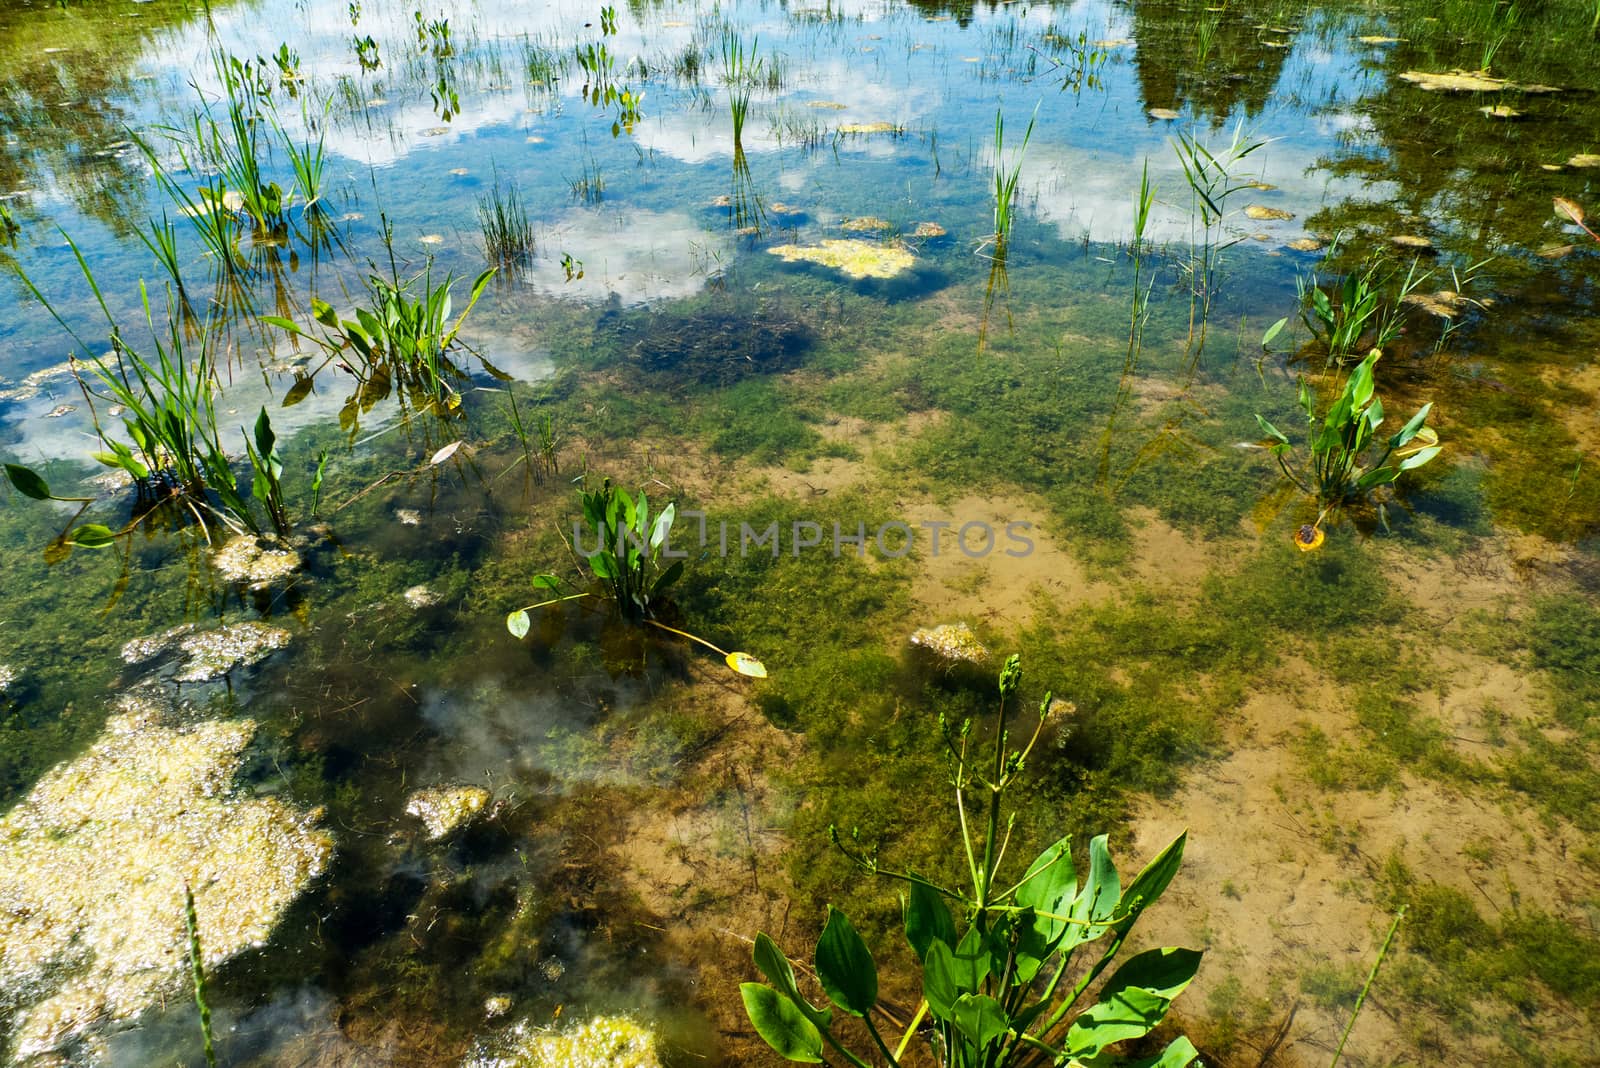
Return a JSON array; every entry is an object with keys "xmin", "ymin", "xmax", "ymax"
[
  {"xmin": 1397, "ymin": 69, "xmax": 1560, "ymax": 93},
  {"xmin": 807, "ymin": 100, "xmax": 848, "ymax": 109},
  {"xmin": 213, "ymin": 535, "xmax": 301, "ymax": 590},
  {"xmin": 421, "ymin": 126, "xmax": 451, "ymax": 136},
  {"xmin": 912, "ymin": 221, "xmax": 947, "ymax": 238},
  {"xmin": 173, "ymin": 621, "xmax": 292, "ymax": 682},
  {"xmin": 1478, "ymin": 104, "xmax": 1522, "ymax": 119},
  {"xmin": 1357, "ymin": 35, "xmax": 1405, "ymax": 44},
  {"xmin": 1569, "ymin": 153, "xmax": 1600, "ymax": 168},
  {"xmin": 341, "ymin": 211, "xmax": 365, "ymax": 221},
  {"xmin": 1390, "ymin": 233, "xmax": 1435, "ymax": 250},
  {"xmin": 404, "ymin": 785, "xmax": 491, "ymax": 840},
  {"xmin": 0, "ymin": 663, "xmax": 16, "ymax": 693},
  {"xmin": 1286, "ymin": 237, "xmax": 1325, "ymax": 251},
  {"xmin": 463, "ymin": 1015, "xmax": 662, "ymax": 1068},
  {"xmin": 1245, "ymin": 204, "xmax": 1294, "ymax": 221},
  {"xmin": 0, "ymin": 709, "xmax": 332, "ymax": 1061},
  {"xmin": 484, "ymin": 995, "xmax": 513, "ymax": 1020},
  {"xmin": 419, "ymin": 233, "xmax": 445, "ymax": 245},
  {"xmin": 449, "ymin": 167, "xmax": 470, "ymax": 176},
  {"xmin": 837, "ymin": 121, "xmax": 898, "ymax": 134},
  {"xmin": 44, "ymin": 404, "xmax": 76, "ymax": 418},
  {"xmin": 909, "ymin": 622, "xmax": 991, "ymax": 666},
  {"xmin": 767, "ymin": 201, "xmax": 807, "ymax": 217},
  {"xmin": 840, "ymin": 215, "xmax": 894, "ymax": 233},
  {"xmin": 767, "ymin": 239, "xmax": 915, "ymax": 280},
  {"xmin": 404, "ymin": 584, "xmax": 442, "ymax": 609},
  {"xmin": 1147, "ymin": 107, "xmax": 1182, "ymax": 120},
  {"xmin": 397, "ymin": 508, "xmax": 423, "ymax": 526}
]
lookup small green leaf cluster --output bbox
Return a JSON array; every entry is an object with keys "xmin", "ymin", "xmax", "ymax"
[
  {"xmin": 1257, "ymin": 351, "xmax": 1441, "ymax": 522},
  {"xmin": 507, "ymin": 480, "xmax": 683, "ymax": 638},
  {"xmin": 742, "ymin": 656, "xmax": 1201, "ymax": 1068},
  {"xmin": 264, "ymin": 265, "xmax": 495, "ymax": 411}
]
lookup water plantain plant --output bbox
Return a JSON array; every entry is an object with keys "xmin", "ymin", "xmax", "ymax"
[
  {"xmin": 507, "ymin": 479, "xmax": 766, "ymax": 677},
  {"xmin": 1296, "ymin": 246, "xmax": 1429, "ymax": 365},
  {"xmin": 1256, "ymin": 350, "xmax": 1442, "ymax": 529},
  {"xmin": 742, "ymin": 656, "xmax": 1198, "ymax": 1067},
  {"xmin": 265, "ymin": 263, "xmax": 495, "ymax": 411}
]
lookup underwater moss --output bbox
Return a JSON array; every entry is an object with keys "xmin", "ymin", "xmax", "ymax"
[{"xmin": 463, "ymin": 1014, "xmax": 661, "ymax": 1068}]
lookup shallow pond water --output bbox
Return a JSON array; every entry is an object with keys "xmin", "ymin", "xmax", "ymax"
[{"xmin": 3, "ymin": 0, "xmax": 1600, "ymax": 1064}]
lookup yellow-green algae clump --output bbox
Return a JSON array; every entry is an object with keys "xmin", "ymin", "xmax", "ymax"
[
  {"xmin": 0, "ymin": 696, "xmax": 333, "ymax": 1061},
  {"xmin": 405, "ymin": 785, "xmax": 491, "ymax": 840},
  {"xmin": 767, "ymin": 238, "xmax": 914, "ymax": 280},
  {"xmin": 463, "ymin": 1015, "xmax": 661, "ymax": 1068},
  {"xmin": 910, "ymin": 622, "xmax": 991, "ymax": 665}
]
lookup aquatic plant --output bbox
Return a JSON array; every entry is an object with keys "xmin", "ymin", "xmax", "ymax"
[
  {"xmin": 506, "ymin": 479, "xmax": 765, "ymax": 676},
  {"xmin": 183, "ymin": 883, "xmax": 219, "ymax": 1068},
  {"xmin": 0, "ymin": 201, "xmax": 18, "ymax": 245},
  {"xmin": 1170, "ymin": 123, "xmax": 1270, "ymax": 355},
  {"xmin": 1297, "ymin": 242, "xmax": 1430, "ymax": 365},
  {"xmin": 742, "ymin": 656, "xmax": 1199, "ymax": 1067},
  {"xmin": 721, "ymin": 30, "xmax": 764, "ymax": 146},
  {"xmin": 1257, "ymin": 350, "xmax": 1443, "ymax": 527},
  {"xmin": 135, "ymin": 213, "xmax": 190, "ymax": 301},
  {"xmin": 1329, "ymin": 907, "xmax": 1405, "ymax": 1067},
  {"xmin": 8, "ymin": 237, "xmax": 292, "ymax": 542},
  {"xmin": 990, "ymin": 104, "xmax": 1036, "ymax": 249},
  {"xmin": 477, "ymin": 173, "xmax": 536, "ymax": 274},
  {"xmin": 264, "ymin": 261, "xmax": 495, "ymax": 410}
]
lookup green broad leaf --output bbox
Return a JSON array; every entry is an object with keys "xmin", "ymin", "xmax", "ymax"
[
  {"xmin": 1389, "ymin": 402, "xmax": 1433, "ymax": 448},
  {"xmin": 1121, "ymin": 1036, "xmax": 1201, "ymax": 1068},
  {"xmin": 66, "ymin": 523, "xmax": 117, "ymax": 548},
  {"xmin": 1014, "ymin": 834, "xmax": 1079, "ymax": 982},
  {"xmin": 1254, "ymin": 414, "xmax": 1289, "ymax": 445},
  {"xmin": 260, "ymin": 314, "xmax": 309, "ymax": 337},
  {"xmin": 1067, "ymin": 834, "xmax": 1121, "ymax": 944},
  {"xmin": 1016, "ymin": 834, "xmax": 1077, "ymax": 940},
  {"xmin": 904, "ymin": 878, "xmax": 958, "ymax": 961},
  {"xmin": 754, "ymin": 933, "xmax": 832, "ymax": 1030},
  {"xmin": 5, "ymin": 463, "xmax": 54, "ymax": 500},
  {"xmin": 1113, "ymin": 830, "xmax": 1187, "ymax": 932},
  {"xmin": 312, "ymin": 298, "xmax": 339, "ymax": 328},
  {"xmin": 1348, "ymin": 352, "xmax": 1378, "ymax": 410},
  {"xmin": 650, "ymin": 502, "xmax": 676, "ymax": 552},
  {"xmin": 1260, "ymin": 316, "xmax": 1288, "ymax": 349},
  {"xmin": 1356, "ymin": 466, "xmax": 1400, "ymax": 490},
  {"xmin": 951, "ymin": 924, "xmax": 994, "ymax": 993},
  {"xmin": 254, "ymin": 407, "xmax": 276, "ymax": 459},
  {"xmin": 589, "ymin": 550, "xmax": 619, "ymax": 580},
  {"xmin": 506, "ymin": 610, "xmax": 530, "ymax": 639},
  {"xmin": 814, "ymin": 907, "xmax": 877, "ymax": 1016},
  {"xmin": 1397, "ymin": 444, "xmax": 1442, "ymax": 471},
  {"xmin": 922, "ymin": 939, "xmax": 960, "ymax": 1019},
  {"xmin": 651, "ymin": 560, "xmax": 684, "ymax": 596},
  {"xmin": 283, "ymin": 375, "xmax": 316, "ymax": 408},
  {"xmin": 532, "ymin": 574, "xmax": 562, "ymax": 591},
  {"xmin": 1064, "ymin": 947, "xmax": 1203, "ymax": 1058},
  {"xmin": 740, "ymin": 984, "xmax": 824, "ymax": 1063},
  {"xmin": 951, "ymin": 994, "xmax": 1010, "ymax": 1050}
]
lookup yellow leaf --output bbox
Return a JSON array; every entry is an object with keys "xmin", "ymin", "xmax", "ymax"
[{"xmin": 725, "ymin": 652, "xmax": 768, "ymax": 678}]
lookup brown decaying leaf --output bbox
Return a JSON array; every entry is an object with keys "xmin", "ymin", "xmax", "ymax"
[{"xmin": 1553, "ymin": 196, "xmax": 1584, "ymax": 226}]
